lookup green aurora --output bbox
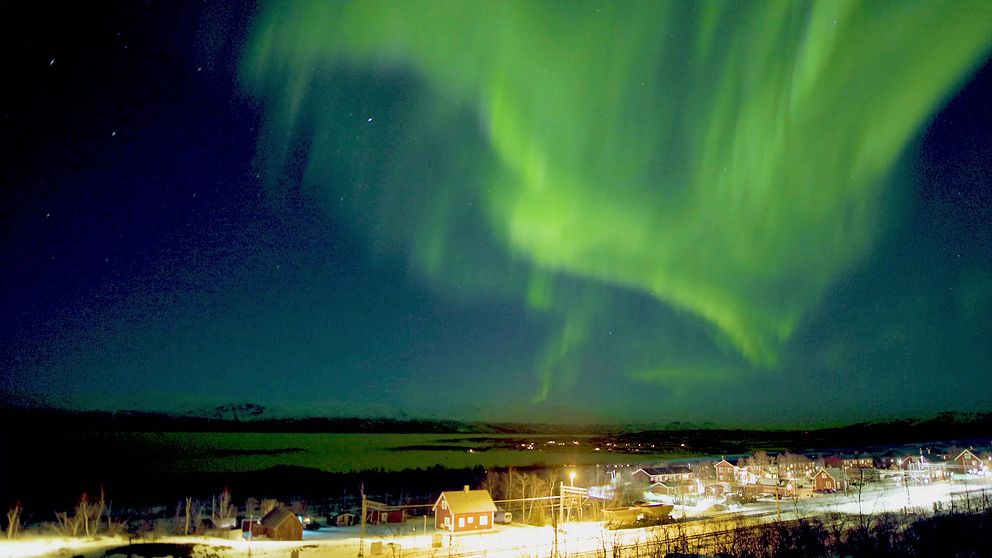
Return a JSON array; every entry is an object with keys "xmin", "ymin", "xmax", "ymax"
[{"xmin": 242, "ymin": 1, "xmax": 992, "ymax": 404}]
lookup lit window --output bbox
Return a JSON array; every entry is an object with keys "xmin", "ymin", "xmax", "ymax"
[
  {"xmin": 480, "ymin": 515, "xmax": 488, "ymax": 526},
  {"xmin": 458, "ymin": 517, "xmax": 465, "ymax": 528},
  {"xmin": 444, "ymin": 517, "xmax": 451, "ymax": 527},
  {"xmin": 467, "ymin": 516, "xmax": 474, "ymax": 524}
]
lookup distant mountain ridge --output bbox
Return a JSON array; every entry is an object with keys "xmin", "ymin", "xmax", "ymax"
[
  {"xmin": 1, "ymin": 403, "xmax": 989, "ymax": 440},
  {"xmin": 0, "ymin": 404, "xmax": 598, "ymax": 434}
]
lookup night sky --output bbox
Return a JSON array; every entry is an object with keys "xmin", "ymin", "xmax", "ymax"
[{"xmin": 2, "ymin": 1, "xmax": 991, "ymax": 427}]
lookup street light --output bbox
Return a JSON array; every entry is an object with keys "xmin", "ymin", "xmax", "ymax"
[{"xmin": 569, "ymin": 471, "xmax": 576, "ymax": 487}]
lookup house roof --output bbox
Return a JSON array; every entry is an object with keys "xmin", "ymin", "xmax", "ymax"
[
  {"xmin": 954, "ymin": 449, "xmax": 979, "ymax": 462},
  {"xmin": 260, "ymin": 507, "xmax": 300, "ymax": 529},
  {"xmin": 434, "ymin": 489, "xmax": 497, "ymax": 515},
  {"xmin": 817, "ymin": 467, "xmax": 847, "ymax": 481},
  {"xmin": 715, "ymin": 459, "xmax": 735, "ymax": 468},
  {"xmin": 649, "ymin": 479, "xmax": 695, "ymax": 489},
  {"xmin": 637, "ymin": 466, "xmax": 691, "ymax": 476}
]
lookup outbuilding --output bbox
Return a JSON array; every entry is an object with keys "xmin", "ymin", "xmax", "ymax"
[{"xmin": 256, "ymin": 507, "xmax": 303, "ymax": 541}]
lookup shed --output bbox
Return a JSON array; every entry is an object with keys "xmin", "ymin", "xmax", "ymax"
[
  {"xmin": 257, "ymin": 507, "xmax": 303, "ymax": 541},
  {"xmin": 369, "ymin": 508, "xmax": 406, "ymax": 524}
]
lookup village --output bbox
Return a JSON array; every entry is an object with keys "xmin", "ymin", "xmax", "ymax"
[{"xmin": 3, "ymin": 445, "xmax": 991, "ymax": 558}]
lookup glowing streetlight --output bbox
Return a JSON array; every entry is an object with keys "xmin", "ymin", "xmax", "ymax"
[{"xmin": 569, "ymin": 471, "xmax": 576, "ymax": 487}]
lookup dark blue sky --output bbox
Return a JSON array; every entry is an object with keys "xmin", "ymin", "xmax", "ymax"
[{"xmin": 2, "ymin": 2, "xmax": 991, "ymax": 426}]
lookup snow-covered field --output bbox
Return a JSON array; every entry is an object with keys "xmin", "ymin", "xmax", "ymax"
[{"xmin": 3, "ymin": 480, "xmax": 989, "ymax": 558}]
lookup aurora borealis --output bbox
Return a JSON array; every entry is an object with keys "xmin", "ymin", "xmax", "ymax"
[{"xmin": 2, "ymin": 1, "xmax": 991, "ymax": 425}]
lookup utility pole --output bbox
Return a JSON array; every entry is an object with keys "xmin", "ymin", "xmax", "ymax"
[
  {"xmin": 775, "ymin": 469, "xmax": 781, "ymax": 522},
  {"xmin": 554, "ymin": 481, "xmax": 565, "ymax": 558},
  {"xmin": 359, "ymin": 487, "xmax": 367, "ymax": 557}
]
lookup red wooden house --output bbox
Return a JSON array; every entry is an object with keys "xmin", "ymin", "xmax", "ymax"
[
  {"xmin": 433, "ymin": 487, "xmax": 497, "ymax": 534},
  {"xmin": 633, "ymin": 466, "xmax": 692, "ymax": 484},
  {"xmin": 813, "ymin": 468, "xmax": 847, "ymax": 493},
  {"xmin": 648, "ymin": 479, "xmax": 699, "ymax": 496},
  {"xmin": 746, "ymin": 478, "xmax": 796, "ymax": 498},
  {"xmin": 714, "ymin": 459, "xmax": 736, "ymax": 483},
  {"xmin": 954, "ymin": 449, "xmax": 982, "ymax": 473}
]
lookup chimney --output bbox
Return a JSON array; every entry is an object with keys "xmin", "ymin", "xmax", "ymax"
[{"xmin": 463, "ymin": 485, "xmax": 470, "ymax": 493}]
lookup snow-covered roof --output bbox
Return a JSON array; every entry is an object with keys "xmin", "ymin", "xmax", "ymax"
[
  {"xmin": 260, "ymin": 507, "xmax": 300, "ymax": 529},
  {"xmin": 954, "ymin": 449, "xmax": 979, "ymax": 462},
  {"xmin": 434, "ymin": 489, "xmax": 497, "ymax": 515},
  {"xmin": 817, "ymin": 467, "xmax": 847, "ymax": 481},
  {"xmin": 637, "ymin": 466, "xmax": 691, "ymax": 476}
]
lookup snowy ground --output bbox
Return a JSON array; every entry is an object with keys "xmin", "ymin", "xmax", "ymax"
[{"xmin": 3, "ymin": 478, "xmax": 989, "ymax": 558}]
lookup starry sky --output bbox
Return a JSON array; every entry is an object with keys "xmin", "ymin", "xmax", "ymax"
[{"xmin": 2, "ymin": 1, "xmax": 991, "ymax": 427}]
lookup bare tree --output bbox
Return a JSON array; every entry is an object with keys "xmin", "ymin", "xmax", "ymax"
[
  {"xmin": 212, "ymin": 489, "xmax": 236, "ymax": 528},
  {"xmin": 506, "ymin": 466, "xmax": 515, "ymax": 517},
  {"xmin": 5, "ymin": 502, "xmax": 22, "ymax": 539},
  {"xmin": 260, "ymin": 499, "xmax": 280, "ymax": 516},
  {"xmin": 778, "ymin": 452, "xmax": 812, "ymax": 479},
  {"xmin": 290, "ymin": 499, "xmax": 307, "ymax": 515},
  {"xmin": 747, "ymin": 450, "xmax": 771, "ymax": 468},
  {"xmin": 84, "ymin": 490, "xmax": 105, "ymax": 536},
  {"xmin": 184, "ymin": 497, "xmax": 193, "ymax": 536},
  {"xmin": 244, "ymin": 497, "xmax": 260, "ymax": 518},
  {"xmin": 54, "ymin": 509, "xmax": 82, "ymax": 537},
  {"xmin": 482, "ymin": 469, "xmax": 507, "ymax": 501},
  {"xmin": 517, "ymin": 473, "xmax": 531, "ymax": 522},
  {"xmin": 53, "ymin": 491, "xmax": 104, "ymax": 537},
  {"xmin": 175, "ymin": 497, "xmax": 201, "ymax": 536}
]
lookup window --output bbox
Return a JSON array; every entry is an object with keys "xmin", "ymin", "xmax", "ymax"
[
  {"xmin": 441, "ymin": 501, "xmax": 447, "ymax": 510},
  {"xmin": 467, "ymin": 516, "xmax": 474, "ymax": 524},
  {"xmin": 480, "ymin": 515, "xmax": 488, "ymax": 526},
  {"xmin": 444, "ymin": 517, "xmax": 451, "ymax": 527},
  {"xmin": 458, "ymin": 517, "xmax": 465, "ymax": 528}
]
